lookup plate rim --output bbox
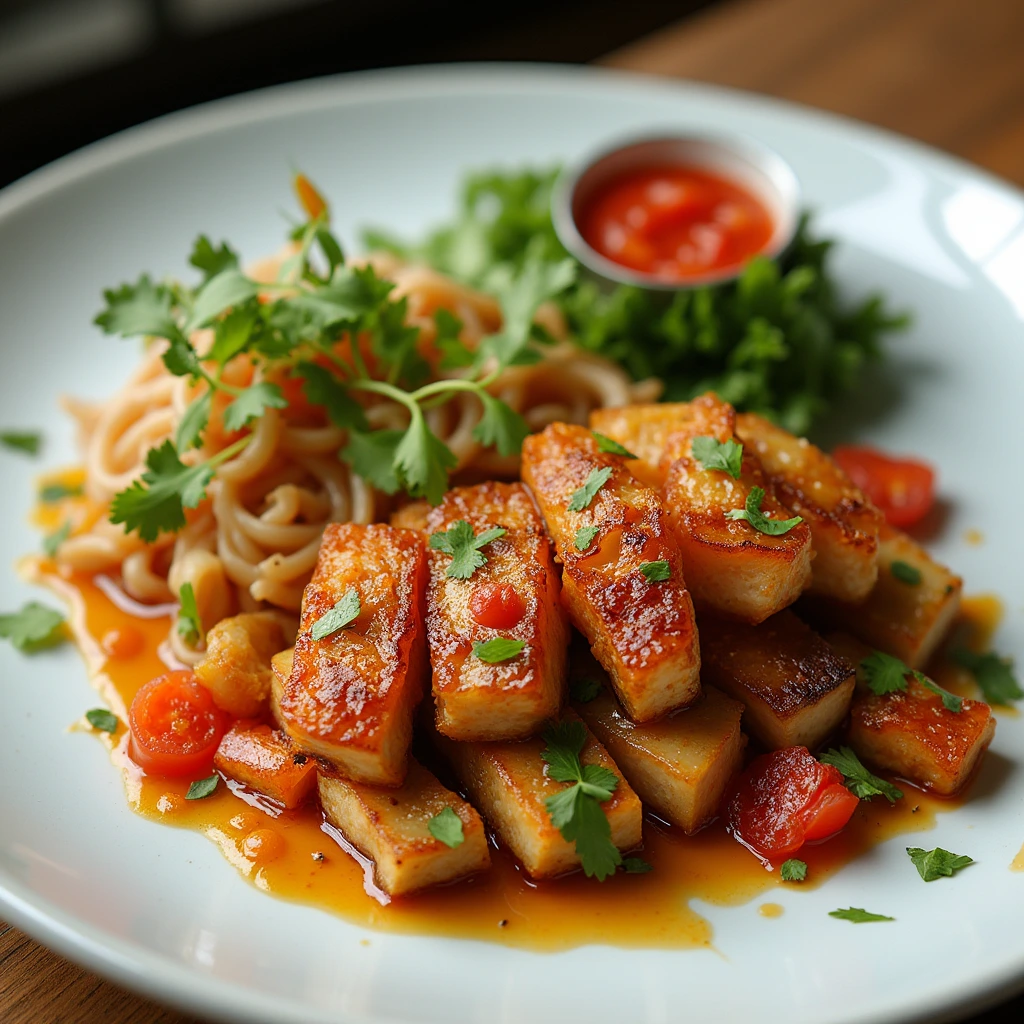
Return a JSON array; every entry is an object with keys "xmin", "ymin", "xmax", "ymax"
[{"xmin": 2, "ymin": 60, "xmax": 1023, "ymax": 1024}]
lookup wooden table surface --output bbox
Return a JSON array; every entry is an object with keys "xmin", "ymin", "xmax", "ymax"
[{"xmin": 4, "ymin": 0, "xmax": 1024, "ymax": 1020}]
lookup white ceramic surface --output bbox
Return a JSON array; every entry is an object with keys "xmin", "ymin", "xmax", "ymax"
[{"xmin": 1, "ymin": 64, "xmax": 1023, "ymax": 1024}]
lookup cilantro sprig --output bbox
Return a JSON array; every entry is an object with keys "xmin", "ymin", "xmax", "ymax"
[
  {"xmin": 820, "ymin": 746, "xmax": 904, "ymax": 803},
  {"xmin": 429, "ymin": 520, "xmax": 506, "ymax": 579},
  {"xmin": 692, "ymin": 436, "xmax": 743, "ymax": 479},
  {"xmin": 177, "ymin": 582, "xmax": 202, "ymax": 648},
  {"xmin": 953, "ymin": 648, "xmax": 1022, "ymax": 705},
  {"xmin": 906, "ymin": 846, "xmax": 973, "ymax": 882},
  {"xmin": 725, "ymin": 486, "xmax": 803, "ymax": 536},
  {"xmin": 0, "ymin": 602, "xmax": 66, "ymax": 652},
  {"xmin": 859, "ymin": 650, "xmax": 963, "ymax": 713}
]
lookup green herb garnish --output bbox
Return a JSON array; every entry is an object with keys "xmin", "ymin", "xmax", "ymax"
[
  {"xmin": 39, "ymin": 482, "xmax": 83, "ymax": 503},
  {"xmin": 1, "ymin": 431, "xmax": 42, "ymax": 456},
  {"xmin": 574, "ymin": 525, "xmax": 600, "ymax": 552},
  {"xmin": 472, "ymin": 637, "xmax": 526, "ymax": 663},
  {"xmin": 829, "ymin": 907, "xmax": 893, "ymax": 923},
  {"xmin": 621, "ymin": 857, "xmax": 653, "ymax": 874},
  {"xmin": 592, "ymin": 432, "xmax": 637, "ymax": 459},
  {"xmin": 890, "ymin": 560, "xmax": 922, "ymax": 585},
  {"xmin": 568, "ymin": 467, "xmax": 613, "ymax": 512},
  {"xmin": 638, "ymin": 560, "xmax": 671, "ymax": 583},
  {"xmin": 428, "ymin": 520, "xmax": 506, "ymax": 579},
  {"xmin": 691, "ymin": 436, "xmax": 743, "ymax": 479},
  {"xmin": 569, "ymin": 678, "xmax": 603, "ymax": 704},
  {"xmin": 859, "ymin": 650, "xmax": 962, "ymax": 712},
  {"xmin": 427, "ymin": 807, "xmax": 465, "ymax": 848},
  {"xmin": 780, "ymin": 858, "xmax": 808, "ymax": 882},
  {"xmin": 43, "ymin": 521, "xmax": 70, "ymax": 558},
  {"xmin": 177, "ymin": 582, "xmax": 202, "ymax": 647},
  {"xmin": 85, "ymin": 709, "xmax": 119, "ymax": 734},
  {"xmin": 311, "ymin": 588, "xmax": 360, "ymax": 641},
  {"xmin": 0, "ymin": 602, "xmax": 65, "ymax": 652},
  {"xmin": 906, "ymin": 846, "xmax": 973, "ymax": 882},
  {"xmin": 725, "ymin": 486, "xmax": 803, "ymax": 536},
  {"xmin": 952, "ymin": 648, "xmax": 1022, "ymax": 705},
  {"xmin": 186, "ymin": 775, "xmax": 220, "ymax": 800},
  {"xmin": 819, "ymin": 746, "xmax": 903, "ymax": 803}
]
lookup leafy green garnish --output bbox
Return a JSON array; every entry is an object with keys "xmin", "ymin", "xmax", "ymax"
[
  {"xmin": 781, "ymin": 858, "xmax": 807, "ymax": 882},
  {"xmin": 177, "ymin": 582, "xmax": 202, "ymax": 647},
  {"xmin": 859, "ymin": 651, "xmax": 962, "ymax": 712},
  {"xmin": 820, "ymin": 746, "xmax": 903, "ymax": 803},
  {"xmin": 472, "ymin": 637, "xmax": 525, "ymax": 663},
  {"xmin": 311, "ymin": 588, "xmax": 361, "ymax": 641},
  {"xmin": 953, "ymin": 648, "xmax": 1022, "ymax": 705},
  {"xmin": 0, "ymin": 602, "xmax": 65, "ymax": 652},
  {"xmin": 569, "ymin": 677, "xmax": 603, "ymax": 704},
  {"xmin": 906, "ymin": 846, "xmax": 973, "ymax": 882},
  {"xmin": 890, "ymin": 560, "xmax": 922, "ymax": 585},
  {"xmin": 638, "ymin": 560, "xmax": 671, "ymax": 583},
  {"xmin": 186, "ymin": 775, "xmax": 220, "ymax": 800},
  {"xmin": 592, "ymin": 432, "xmax": 637, "ymax": 459},
  {"xmin": 222, "ymin": 382, "xmax": 288, "ymax": 433},
  {"xmin": 574, "ymin": 525, "xmax": 600, "ymax": 552},
  {"xmin": 568, "ymin": 467, "xmax": 613, "ymax": 512},
  {"xmin": 621, "ymin": 856, "xmax": 653, "ymax": 874},
  {"xmin": 427, "ymin": 807, "xmax": 465, "ymax": 848},
  {"xmin": 725, "ymin": 486, "xmax": 803, "ymax": 536},
  {"xmin": 691, "ymin": 436, "xmax": 743, "ymax": 478},
  {"xmin": 541, "ymin": 719, "xmax": 621, "ymax": 880},
  {"xmin": 43, "ymin": 521, "xmax": 70, "ymax": 558},
  {"xmin": 85, "ymin": 708, "xmax": 119, "ymax": 734},
  {"xmin": 39, "ymin": 481, "xmax": 83, "ymax": 502},
  {"xmin": 428, "ymin": 520, "xmax": 506, "ymax": 579},
  {"xmin": 1, "ymin": 431, "xmax": 42, "ymax": 456},
  {"xmin": 829, "ymin": 907, "xmax": 893, "ymax": 923}
]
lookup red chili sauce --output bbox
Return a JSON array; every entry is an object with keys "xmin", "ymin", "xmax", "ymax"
[{"xmin": 577, "ymin": 164, "xmax": 775, "ymax": 282}]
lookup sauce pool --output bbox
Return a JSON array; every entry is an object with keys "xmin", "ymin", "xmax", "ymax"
[{"xmin": 577, "ymin": 164, "xmax": 775, "ymax": 282}]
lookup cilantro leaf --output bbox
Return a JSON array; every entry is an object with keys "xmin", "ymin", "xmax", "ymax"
[
  {"xmin": 340, "ymin": 429, "xmax": 403, "ymax": 495},
  {"xmin": 574, "ymin": 525, "xmax": 599, "ymax": 552},
  {"xmin": 39, "ymin": 481, "xmax": 83, "ymax": 502},
  {"xmin": 85, "ymin": 708, "xmax": 118, "ymax": 734},
  {"xmin": 568, "ymin": 466, "xmax": 613, "ymax": 512},
  {"xmin": 187, "ymin": 268, "xmax": 259, "ymax": 330},
  {"xmin": 160, "ymin": 335, "xmax": 202, "ymax": 379},
  {"xmin": 622, "ymin": 856, "xmax": 653, "ymax": 874},
  {"xmin": 208, "ymin": 306, "xmax": 257, "ymax": 366},
  {"xmin": 428, "ymin": 519, "xmax": 506, "ymax": 579},
  {"xmin": 296, "ymin": 362, "xmax": 368, "ymax": 431},
  {"xmin": 222, "ymin": 382, "xmax": 288, "ymax": 433},
  {"xmin": 109, "ymin": 440, "xmax": 214, "ymax": 542},
  {"xmin": 427, "ymin": 807, "xmax": 465, "ymax": 848},
  {"xmin": 639, "ymin": 560, "xmax": 670, "ymax": 583},
  {"xmin": 859, "ymin": 650, "xmax": 911, "ymax": 695},
  {"xmin": 176, "ymin": 392, "xmax": 211, "ymax": 452},
  {"xmin": 570, "ymin": 677, "xmax": 603, "ymax": 703},
  {"xmin": 820, "ymin": 746, "xmax": 904, "ymax": 803},
  {"xmin": 177, "ymin": 582, "xmax": 202, "ymax": 647},
  {"xmin": 472, "ymin": 393, "xmax": 528, "ymax": 457},
  {"xmin": 291, "ymin": 264, "xmax": 395, "ymax": 328},
  {"xmin": 95, "ymin": 275, "xmax": 179, "ymax": 339},
  {"xmin": 829, "ymin": 907, "xmax": 893, "ymax": 923},
  {"xmin": 1, "ymin": 431, "xmax": 42, "ymax": 456},
  {"xmin": 43, "ymin": 520, "xmax": 70, "ymax": 558},
  {"xmin": 725, "ymin": 486, "xmax": 803, "ymax": 535},
  {"xmin": 906, "ymin": 846, "xmax": 973, "ymax": 882},
  {"xmin": 472, "ymin": 637, "xmax": 525, "ymax": 663},
  {"xmin": 0, "ymin": 602, "xmax": 65, "ymax": 652},
  {"xmin": 592, "ymin": 432, "xmax": 637, "ymax": 459},
  {"xmin": 393, "ymin": 409, "xmax": 458, "ymax": 506},
  {"xmin": 189, "ymin": 236, "xmax": 239, "ymax": 281},
  {"xmin": 692, "ymin": 436, "xmax": 743, "ymax": 479},
  {"xmin": 434, "ymin": 309, "xmax": 474, "ymax": 369},
  {"xmin": 311, "ymin": 588, "xmax": 360, "ymax": 641},
  {"xmin": 890, "ymin": 560, "xmax": 922, "ymax": 585},
  {"xmin": 781, "ymin": 858, "xmax": 808, "ymax": 882},
  {"xmin": 186, "ymin": 774, "xmax": 219, "ymax": 800},
  {"xmin": 912, "ymin": 670, "xmax": 963, "ymax": 713},
  {"xmin": 315, "ymin": 226, "xmax": 345, "ymax": 276},
  {"xmin": 953, "ymin": 648, "xmax": 1023, "ymax": 705}
]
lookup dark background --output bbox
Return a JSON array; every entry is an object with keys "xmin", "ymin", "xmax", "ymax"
[{"xmin": 0, "ymin": 0, "xmax": 713, "ymax": 188}]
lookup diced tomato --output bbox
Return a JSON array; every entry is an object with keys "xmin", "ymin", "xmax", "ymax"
[
  {"xmin": 832, "ymin": 445, "xmax": 936, "ymax": 528},
  {"xmin": 129, "ymin": 670, "xmax": 227, "ymax": 778},
  {"xmin": 469, "ymin": 583, "xmax": 526, "ymax": 630},
  {"xmin": 726, "ymin": 746, "xmax": 859, "ymax": 862}
]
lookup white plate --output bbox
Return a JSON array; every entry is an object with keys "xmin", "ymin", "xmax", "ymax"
[{"xmin": 2, "ymin": 64, "xmax": 1024, "ymax": 1024}]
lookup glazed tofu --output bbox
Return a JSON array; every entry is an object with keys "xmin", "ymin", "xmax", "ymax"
[
  {"xmin": 657, "ymin": 395, "xmax": 813, "ymax": 623},
  {"xmin": 433, "ymin": 712, "xmax": 642, "ymax": 879},
  {"xmin": 318, "ymin": 759, "xmax": 490, "ymax": 896},
  {"xmin": 810, "ymin": 523, "xmax": 962, "ymax": 669},
  {"xmin": 269, "ymin": 647, "xmax": 293, "ymax": 731},
  {"xmin": 828, "ymin": 633, "xmax": 995, "ymax": 796},
  {"xmin": 736, "ymin": 412, "xmax": 882, "ymax": 603},
  {"xmin": 409, "ymin": 482, "xmax": 570, "ymax": 741},
  {"xmin": 194, "ymin": 612, "xmax": 285, "ymax": 717},
  {"xmin": 213, "ymin": 722, "xmax": 317, "ymax": 809},
  {"xmin": 576, "ymin": 683, "xmax": 745, "ymax": 833},
  {"xmin": 698, "ymin": 610, "xmax": 856, "ymax": 750},
  {"xmin": 589, "ymin": 403, "xmax": 695, "ymax": 487},
  {"xmin": 280, "ymin": 524, "xmax": 427, "ymax": 786},
  {"xmin": 521, "ymin": 422, "xmax": 700, "ymax": 722}
]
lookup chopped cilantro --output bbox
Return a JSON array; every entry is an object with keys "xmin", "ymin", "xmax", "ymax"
[
  {"xmin": 574, "ymin": 525, "xmax": 600, "ymax": 552},
  {"xmin": 820, "ymin": 746, "xmax": 903, "ymax": 803},
  {"xmin": 906, "ymin": 846, "xmax": 973, "ymax": 882},
  {"xmin": 725, "ymin": 486, "xmax": 803, "ymax": 536},
  {"xmin": 85, "ymin": 708, "xmax": 118, "ymax": 734},
  {"xmin": 427, "ymin": 807, "xmax": 465, "ymax": 848},
  {"xmin": 1, "ymin": 431, "xmax": 42, "ymax": 456},
  {"xmin": 829, "ymin": 907, "xmax": 893, "ymax": 923},
  {"xmin": 622, "ymin": 856, "xmax": 653, "ymax": 874},
  {"xmin": 953, "ymin": 648, "xmax": 1022, "ymax": 705},
  {"xmin": 39, "ymin": 481, "xmax": 83, "ymax": 502},
  {"xmin": 222, "ymin": 382, "xmax": 288, "ymax": 433},
  {"xmin": 43, "ymin": 521, "xmax": 70, "ymax": 558},
  {"xmin": 568, "ymin": 466, "xmax": 613, "ymax": 512},
  {"xmin": 691, "ymin": 436, "xmax": 743, "ymax": 478},
  {"xmin": 570, "ymin": 677, "xmax": 603, "ymax": 704},
  {"xmin": 638, "ymin": 560, "xmax": 670, "ymax": 583},
  {"xmin": 592, "ymin": 432, "xmax": 637, "ymax": 459},
  {"xmin": 177, "ymin": 582, "xmax": 202, "ymax": 647},
  {"xmin": 429, "ymin": 520, "xmax": 506, "ymax": 579},
  {"xmin": 311, "ymin": 588, "xmax": 361, "ymax": 641},
  {"xmin": 890, "ymin": 560, "xmax": 922, "ymax": 585},
  {"xmin": 472, "ymin": 637, "xmax": 525, "ymax": 663},
  {"xmin": 859, "ymin": 650, "xmax": 962, "ymax": 713},
  {"xmin": 781, "ymin": 858, "xmax": 808, "ymax": 882},
  {"xmin": 186, "ymin": 774, "xmax": 219, "ymax": 800},
  {"xmin": 0, "ymin": 602, "xmax": 65, "ymax": 652}
]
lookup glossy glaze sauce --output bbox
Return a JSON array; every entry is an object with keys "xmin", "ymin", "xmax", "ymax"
[{"xmin": 26, "ymin": 547, "xmax": 1004, "ymax": 951}]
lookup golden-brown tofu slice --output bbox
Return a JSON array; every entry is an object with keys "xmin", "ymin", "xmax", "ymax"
[
  {"xmin": 810, "ymin": 524, "xmax": 962, "ymax": 669},
  {"xmin": 828, "ymin": 633, "xmax": 995, "ymax": 796},
  {"xmin": 590, "ymin": 403, "xmax": 695, "ymax": 487},
  {"xmin": 576, "ymin": 683, "xmax": 745, "ymax": 833},
  {"xmin": 213, "ymin": 722, "xmax": 317, "ymax": 809},
  {"xmin": 280, "ymin": 524, "xmax": 427, "ymax": 786},
  {"xmin": 194, "ymin": 612, "xmax": 285, "ymax": 717},
  {"xmin": 699, "ymin": 610, "xmax": 856, "ymax": 750},
  {"xmin": 736, "ymin": 412, "xmax": 882, "ymax": 603},
  {"xmin": 521, "ymin": 422, "xmax": 700, "ymax": 722},
  {"xmin": 433, "ymin": 712, "xmax": 642, "ymax": 879},
  {"xmin": 318, "ymin": 759, "xmax": 490, "ymax": 896},
  {"xmin": 405, "ymin": 482, "xmax": 570, "ymax": 741},
  {"xmin": 269, "ymin": 647, "xmax": 293, "ymax": 731}
]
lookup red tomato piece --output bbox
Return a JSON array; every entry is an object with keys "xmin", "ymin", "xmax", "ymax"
[
  {"xmin": 832, "ymin": 445, "xmax": 936, "ymax": 528},
  {"xmin": 726, "ymin": 746, "xmax": 859, "ymax": 862},
  {"xmin": 469, "ymin": 583, "xmax": 526, "ymax": 630},
  {"xmin": 129, "ymin": 670, "xmax": 227, "ymax": 778}
]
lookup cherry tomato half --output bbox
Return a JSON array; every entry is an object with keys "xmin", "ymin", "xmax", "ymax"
[
  {"xmin": 726, "ymin": 746, "xmax": 859, "ymax": 861},
  {"xmin": 128, "ymin": 670, "xmax": 227, "ymax": 778},
  {"xmin": 832, "ymin": 445, "xmax": 936, "ymax": 528},
  {"xmin": 469, "ymin": 583, "xmax": 526, "ymax": 630}
]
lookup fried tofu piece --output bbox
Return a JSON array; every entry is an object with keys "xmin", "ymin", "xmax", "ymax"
[
  {"xmin": 194, "ymin": 612, "xmax": 285, "ymax": 717},
  {"xmin": 589, "ymin": 403, "xmax": 695, "ymax": 487},
  {"xmin": 214, "ymin": 722, "xmax": 317, "ymax": 808},
  {"xmin": 433, "ymin": 712, "xmax": 642, "ymax": 879},
  {"xmin": 699, "ymin": 610, "xmax": 856, "ymax": 750},
  {"xmin": 810, "ymin": 524, "xmax": 962, "ymax": 669},
  {"xmin": 655, "ymin": 395, "xmax": 813, "ymax": 623},
  {"xmin": 269, "ymin": 647, "xmax": 292, "ymax": 730},
  {"xmin": 318, "ymin": 759, "xmax": 490, "ymax": 896},
  {"xmin": 521, "ymin": 422, "xmax": 700, "ymax": 722},
  {"xmin": 409, "ymin": 482, "xmax": 570, "ymax": 741},
  {"xmin": 576, "ymin": 683, "xmax": 745, "ymax": 833},
  {"xmin": 828, "ymin": 633, "xmax": 995, "ymax": 796},
  {"xmin": 390, "ymin": 500, "xmax": 431, "ymax": 532},
  {"xmin": 736, "ymin": 412, "xmax": 882, "ymax": 603},
  {"xmin": 280, "ymin": 524, "xmax": 427, "ymax": 786}
]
